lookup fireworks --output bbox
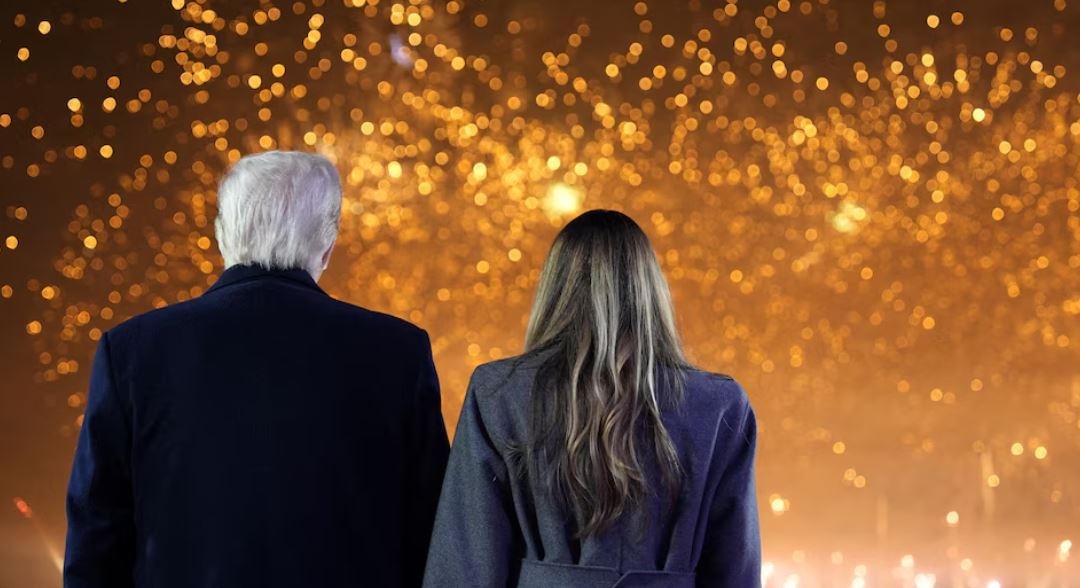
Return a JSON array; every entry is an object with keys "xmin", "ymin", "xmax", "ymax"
[{"xmin": 1, "ymin": 0, "xmax": 1078, "ymax": 584}]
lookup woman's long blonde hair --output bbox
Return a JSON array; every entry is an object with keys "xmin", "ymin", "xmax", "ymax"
[{"xmin": 523, "ymin": 209, "xmax": 687, "ymax": 537}]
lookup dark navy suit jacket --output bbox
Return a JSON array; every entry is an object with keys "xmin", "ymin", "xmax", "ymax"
[
  {"xmin": 424, "ymin": 353, "xmax": 760, "ymax": 588},
  {"xmin": 65, "ymin": 265, "xmax": 450, "ymax": 588}
]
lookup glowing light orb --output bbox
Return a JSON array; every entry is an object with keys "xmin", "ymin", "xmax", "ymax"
[
  {"xmin": 544, "ymin": 182, "xmax": 584, "ymax": 216},
  {"xmin": 761, "ymin": 561, "xmax": 775, "ymax": 585},
  {"xmin": 914, "ymin": 573, "xmax": 937, "ymax": 588},
  {"xmin": 768, "ymin": 494, "xmax": 790, "ymax": 515},
  {"xmin": 831, "ymin": 201, "xmax": 868, "ymax": 234}
]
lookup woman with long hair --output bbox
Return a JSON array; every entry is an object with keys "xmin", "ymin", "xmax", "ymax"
[{"xmin": 424, "ymin": 210, "xmax": 760, "ymax": 587}]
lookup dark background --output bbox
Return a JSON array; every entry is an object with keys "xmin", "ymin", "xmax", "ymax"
[{"xmin": 2, "ymin": 0, "xmax": 1078, "ymax": 585}]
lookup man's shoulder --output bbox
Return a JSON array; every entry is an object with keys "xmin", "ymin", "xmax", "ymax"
[
  {"xmin": 104, "ymin": 289, "xmax": 427, "ymax": 350},
  {"xmin": 102, "ymin": 297, "xmax": 206, "ymax": 347},
  {"xmin": 322, "ymin": 297, "xmax": 429, "ymax": 344}
]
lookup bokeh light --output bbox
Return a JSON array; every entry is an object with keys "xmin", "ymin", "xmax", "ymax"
[{"xmin": 1, "ymin": 0, "xmax": 1078, "ymax": 585}]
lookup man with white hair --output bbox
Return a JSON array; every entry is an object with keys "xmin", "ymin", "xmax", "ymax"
[{"xmin": 64, "ymin": 151, "xmax": 450, "ymax": 587}]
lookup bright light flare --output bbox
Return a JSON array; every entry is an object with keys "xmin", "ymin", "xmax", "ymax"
[
  {"xmin": 544, "ymin": 182, "xmax": 584, "ymax": 216},
  {"xmin": 831, "ymin": 201, "xmax": 868, "ymax": 233}
]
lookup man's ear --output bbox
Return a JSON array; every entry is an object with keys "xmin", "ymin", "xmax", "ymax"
[{"xmin": 320, "ymin": 244, "xmax": 334, "ymax": 270}]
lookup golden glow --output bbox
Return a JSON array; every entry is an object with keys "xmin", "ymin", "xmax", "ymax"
[
  {"xmin": 830, "ymin": 201, "xmax": 867, "ymax": 234},
  {"xmin": 1, "ymin": 3, "xmax": 1077, "ymax": 584},
  {"xmin": 768, "ymin": 494, "xmax": 789, "ymax": 515},
  {"xmin": 544, "ymin": 182, "xmax": 583, "ymax": 216}
]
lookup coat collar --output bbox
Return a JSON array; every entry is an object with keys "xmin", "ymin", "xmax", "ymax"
[{"xmin": 206, "ymin": 264, "xmax": 325, "ymax": 295}]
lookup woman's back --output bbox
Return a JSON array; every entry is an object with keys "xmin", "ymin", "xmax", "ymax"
[
  {"xmin": 424, "ymin": 210, "xmax": 760, "ymax": 587},
  {"xmin": 423, "ymin": 352, "xmax": 760, "ymax": 587}
]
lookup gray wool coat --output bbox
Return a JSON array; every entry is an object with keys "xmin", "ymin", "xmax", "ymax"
[{"xmin": 423, "ymin": 352, "xmax": 760, "ymax": 588}]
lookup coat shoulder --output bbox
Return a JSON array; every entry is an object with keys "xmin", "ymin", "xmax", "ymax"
[
  {"xmin": 460, "ymin": 353, "xmax": 547, "ymax": 444},
  {"xmin": 101, "ymin": 297, "xmax": 205, "ymax": 349},
  {"xmin": 679, "ymin": 368, "xmax": 752, "ymax": 422},
  {"xmin": 469, "ymin": 351, "xmax": 549, "ymax": 398},
  {"xmin": 103, "ymin": 287, "xmax": 428, "ymax": 353},
  {"xmin": 324, "ymin": 298, "xmax": 428, "ymax": 343}
]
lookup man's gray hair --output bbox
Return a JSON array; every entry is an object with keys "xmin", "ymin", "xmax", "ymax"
[{"xmin": 215, "ymin": 150, "xmax": 342, "ymax": 277}]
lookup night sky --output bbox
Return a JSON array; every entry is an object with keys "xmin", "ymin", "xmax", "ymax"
[{"xmin": 1, "ymin": 0, "xmax": 1079, "ymax": 585}]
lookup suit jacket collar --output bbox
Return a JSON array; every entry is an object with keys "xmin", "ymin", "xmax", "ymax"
[{"xmin": 206, "ymin": 264, "xmax": 326, "ymax": 295}]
